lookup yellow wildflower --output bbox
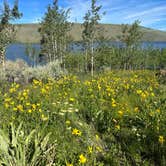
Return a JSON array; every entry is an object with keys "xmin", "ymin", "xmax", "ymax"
[
  {"xmin": 26, "ymin": 102, "xmax": 31, "ymax": 106},
  {"xmin": 19, "ymin": 97, "xmax": 24, "ymax": 101},
  {"xmin": 33, "ymin": 79, "xmax": 40, "ymax": 85},
  {"xmin": 66, "ymin": 120, "xmax": 71, "ymax": 125},
  {"xmin": 79, "ymin": 154, "xmax": 87, "ymax": 164},
  {"xmin": 9, "ymin": 88, "xmax": 16, "ymax": 93},
  {"xmin": 4, "ymin": 98, "xmax": 12, "ymax": 102},
  {"xmin": 36, "ymin": 103, "xmax": 41, "ymax": 106},
  {"xmin": 98, "ymin": 84, "xmax": 101, "ymax": 90},
  {"xmin": 28, "ymin": 109, "xmax": 32, "ymax": 113},
  {"xmin": 111, "ymin": 98, "xmax": 116, "ymax": 107},
  {"xmin": 23, "ymin": 91, "xmax": 27, "ymax": 97},
  {"xmin": 159, "ymin": 136, "xmax": 165, "ymax": 144},
  {"xmin": 88, "ymin": 146, "xmax": 93, "ymax": 154},
  {"xmin": 95, "ymin": 134, "xmax": 99, "ymax": 140},
  {"xmin": 13, "ymin": 107, "xmax": 18, "ymax": 111},
  {"xmin": 4, "ymin": 103, "xmax": 9, "ymax": 109},
  {"xmin": 10, "ymin": 101, "xmax": 15, "ymax": 105},
  {"xmin": 72, "ymin": 128, "xmax": 82, "ymax": 136},
  {"xmin": 32, "ymin": 104, "xmax": 36, "ymax": 110},
  {"xmin": 17, "ymin": 105, "xmax": 23, "ymax": 112},
  {"xmin": 69, "ymin": 98, "xmax": 75, "ymax": 102},
  {"xmin": 41, "ymin": 114, "xmax": 48, "ymax": 121},
  {"xmin": 41, "ymin": 88, "xmax": 47, "ymax": 94},
  {"xmin": 112, "ymin": 103, "xmax": 116, "ymax": 107},
  {"xmin": 118, "ymin": 110, "xmax": 123, "ymax": 117},
  {"xmin": 115, "ymin": 125, "xmax": 120, "ymax": 130},
  {"xmin": 134, "ymin": 107, "xmax": 139, "ymax": 112},
  {"xmin": 38, "ymin": 109, "xmax": 42, "ymax": 112},
  {"xmin": 15, "ymin": 84, "xmax": 20, "ymax": 89},
  {"xmin": 136, "ymin": 90, "xmax": 142, "ymax": 94},
  {"xmin": 141, "ymin": 92, "xmax": 147, "ymax": 99},
  {"xmin": 151, "ymin": 92, "xmax": 155, "ymax": 97},
  {"xmin": 125, "ymin": 84, "xmax": 129, "ymax": 90}
]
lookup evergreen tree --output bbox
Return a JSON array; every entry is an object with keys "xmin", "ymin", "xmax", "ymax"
[
  {"xmin": 0, "ymin": 0, "xmax": 22, "ymax": 67},
  {"xmin": 82, "ymin": 0, "xmax": 103, "ymax": 76},
  {"xmin": 39, "ymin": 0, "xmax": 72, "ymax": 64}
]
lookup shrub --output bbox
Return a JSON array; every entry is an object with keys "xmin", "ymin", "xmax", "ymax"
[
  {"xmin": 0, "ymin": 59, "xmax": 66, "ymax": 84},
  {"xmin": 23, "ymin": 60, "xmax": 67, "ymax": 82}
]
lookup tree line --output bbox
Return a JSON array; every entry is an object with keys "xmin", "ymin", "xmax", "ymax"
[
  {"xmin": 0, "ymin": 0, "xmax": 166, "ymax": 74},
  {"xmin": 39, "ymin": 0, "xmax": 166, "ymax": 74}
]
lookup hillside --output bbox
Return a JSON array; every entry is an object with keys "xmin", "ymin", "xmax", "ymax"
[{"xmin": 15, "ymin": 23, "xmax": 166, "ymax": 43}]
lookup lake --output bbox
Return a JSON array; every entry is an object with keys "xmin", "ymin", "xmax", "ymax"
[
  {"xmin": 6, "ymin": 42, "xmax": 166, "ymax": 65},
  {"xmin": 6, "ymin": 43, "xmax": 40, "ymax": 66}
]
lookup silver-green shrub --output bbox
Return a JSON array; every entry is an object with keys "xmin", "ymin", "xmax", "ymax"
[
  {"xmin": 0, "ymin": 59, "xmax": 66, "ymax": 83},
  {"xmin": 23, "ymin": 60, "xmax": 67, "ymax": 82}
]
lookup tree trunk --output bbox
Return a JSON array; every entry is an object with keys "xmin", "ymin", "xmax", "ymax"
[
  {"xmin": 0, "ymin": 47, "xmax": 6, "ymax": 69},
  {"xmin": 33, "ymin": 56, "xmax": 36, "ymax": 68},
  {"xmin": 91, "ymin": 40, "xmax": 94, "ymax": 77},
  {"xmin": 85, "ymin": 48, "xmax": 88, "ymax": 73}
]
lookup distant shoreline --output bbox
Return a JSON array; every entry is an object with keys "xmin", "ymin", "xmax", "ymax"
[{"xmin": 13, "ymin": 41, "xmax": 166, "ymax": 45}]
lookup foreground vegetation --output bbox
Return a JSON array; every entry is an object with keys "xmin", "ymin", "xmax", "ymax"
[{"xmin": 0, "ymin": 70, "xmax": 165, "ymax": 165}]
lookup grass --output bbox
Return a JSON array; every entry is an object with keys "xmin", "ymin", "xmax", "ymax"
[
  {"xmin": 15, "ymin": 23, "xmax": 166, "ymax": 43},
  {"xmin": 0, "ymin": 70, "xmax": 165, "ymax": 165}
]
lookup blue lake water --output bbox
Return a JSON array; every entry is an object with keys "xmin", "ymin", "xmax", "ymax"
[
  {"xmin": 6, "ymin": 42, "xmax": 166, "ymax": 65},
  {"xmin": 6, "ymin": 43, "xmax": 40, "ymax": 66}
]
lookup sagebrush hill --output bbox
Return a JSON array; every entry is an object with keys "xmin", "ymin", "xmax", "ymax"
[{"xmin": 15, "ymin": 23, "xmax": 166, "ymax": 43}]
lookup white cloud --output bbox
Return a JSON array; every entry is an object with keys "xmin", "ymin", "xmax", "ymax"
[
  {"xmin": 125, "ymin": 6, "xmax": 166, "ymax": 19},
  {"xmin": 64, "ymin": 0, "xmax": 91, "ymax": 22},
  {"xmin": 158, "ymin": 28, "xmax": 166, "ymax": 31},
  {"xmin": 143, "ymin": 18, "xmax": 166, "ymax": 26}
]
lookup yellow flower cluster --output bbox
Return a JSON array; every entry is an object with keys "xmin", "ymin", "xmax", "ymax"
[
  {"xmin": 0, "ymin": 71, "xmax": 164, "ymax": 166},
  {"xmin": 2, "ymin": 80, "xmax": 51, "ymax": 121}
]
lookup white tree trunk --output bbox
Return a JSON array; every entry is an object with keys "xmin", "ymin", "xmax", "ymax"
[{"xmin": 91, "ymin": 40, "xmax": 94, "ymax": 77}]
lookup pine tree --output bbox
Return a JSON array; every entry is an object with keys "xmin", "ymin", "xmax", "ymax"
[
  {"xmin": 82, "ymin": 0, "xmax": 102, "ymax": 76},
  {"xmin": 39, "ymin": 0, "xmax": 72, "ymax": 64},
  {"xmin": 0, "ymin": 0, "xmax": 22, "ymax": 67}
]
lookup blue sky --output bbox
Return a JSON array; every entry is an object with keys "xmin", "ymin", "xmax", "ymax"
[{"xmin": 2, "ymin": 0, "xmax": 166, "ymax": 31}]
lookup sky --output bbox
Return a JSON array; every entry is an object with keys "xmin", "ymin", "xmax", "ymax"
[{"xmin": 1, "ymin": 0, "xmax": 166, "ymax": 31}]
